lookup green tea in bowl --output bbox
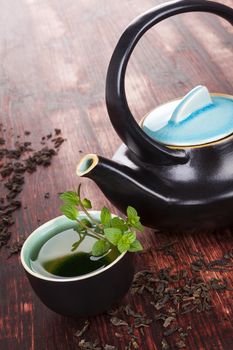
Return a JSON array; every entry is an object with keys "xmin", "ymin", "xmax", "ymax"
[{"xmin": 30, "ymin": 226, "xmax": 119, "ymax": 279}]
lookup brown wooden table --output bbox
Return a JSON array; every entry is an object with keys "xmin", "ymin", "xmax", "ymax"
[{"xmin": 1, "ymin": 0, "xmax": 233, "ymax": 349}]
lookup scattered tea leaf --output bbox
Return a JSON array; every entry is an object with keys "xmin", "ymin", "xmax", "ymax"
[
  {"xmin": 107, "ymin": 306, "xmax": 124, "ymax": 316},
  {"xmin": 124, "ymin": 305, "xmax": 143, "ymax": 318},
  {"xmin": 175, "ymin": 340, "xmax": 186, "ymax": 348},
  {"xmin": 110, "ymin": 317, "xmax": 129, "ymax": 327},
  {"xmin": 162, "ymin": 338, "xmax": 170, "ymax": 350},
  {"xmin": 74, "ymin": 320, "xmax": 90, "ymax": 338},
  {"xmin": 0, "ymin": 126, "xmax": 64, "ymax": 251},
  {"xmin": 163, "ymin": 326, "xmax": 179, "ymax": 337},
  {"xmin": 134, "ymin": 317, "xmax": 153, "ymax": 328},
  {"xmin": 114, "ymin": 332, "xmax": 123, "ymax": 338},
  {"xmin": 78, "ymin": 339, "xmax": 101, "ymax": 350},
  {"xmin": 131, "ymin": 339, "xmax": 139, "ymax": 349},
  {"xmin": 163, "ymin": 317, "xmax": 175, "ymax": 328}
]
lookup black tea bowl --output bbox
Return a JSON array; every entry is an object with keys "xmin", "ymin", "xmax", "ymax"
[{"xmin": 20, "ymin": 213, "xmax": 134, "ymax": 317}]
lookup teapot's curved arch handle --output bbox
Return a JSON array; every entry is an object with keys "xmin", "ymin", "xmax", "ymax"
[{"xmin": 106, "ymin": 0, "xmax": 233, "ymax": 165}]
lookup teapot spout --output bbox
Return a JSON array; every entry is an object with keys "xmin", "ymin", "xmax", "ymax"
[
  {"xmin": 76, "ymin": 154, "xmax": 100, "ymax": 178},
  {"xmin": 76, "ymin": 153, "xmax": 152, "ymax": 216},
  {"xmin": 76, "ymin": 154, "xmax": 136, "ymax": 203}
]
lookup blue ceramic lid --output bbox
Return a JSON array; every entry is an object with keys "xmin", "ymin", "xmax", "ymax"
[{"xmin": 142, "ymin": 86, "xmax": 233, "ymax": 146}]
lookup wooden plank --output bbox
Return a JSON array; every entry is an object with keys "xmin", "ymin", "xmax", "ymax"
[{"xmin": 0, "ymin": 0, "xmax": 233, "ymax": 349}]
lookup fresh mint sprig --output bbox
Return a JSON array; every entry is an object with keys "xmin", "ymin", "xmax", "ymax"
[{"xmin": 59, "ymin": 185, "xmax": 143, "ymax": 256}]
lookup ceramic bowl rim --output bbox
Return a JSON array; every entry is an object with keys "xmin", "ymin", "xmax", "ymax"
[{"xmin": 20, "ymin": 211, "xmax": 126, "ymax": 283}]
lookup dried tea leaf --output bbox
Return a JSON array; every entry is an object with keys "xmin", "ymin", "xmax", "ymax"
[
  {"xmin": 107, "ymin": 306, "xmax": 124, "ymax": 316},
  {"xmin": 68, "ymin": 244, "xmax": 233, "ymax": 350},
  {"xmin": 114, "ymin": 332, "xmax": 123, "ymax": 338},
  {"xmin": 7, "ymin": 237, "xmax": 25, "ymax": 257},
  {"xmin": 161, "ymin": 338, "xmax": 170, "ymax": 350},
  {"xmin": 125, "ymin": 342, "xmax": 131, "ymax": 350},
  {"xmin": 190, "ymin": 259, "xmax": 206, "ymax": 272},
  {"xmin": 74, "ymin": 320, "xmax": 90, "ymax": 338},
  {"xmin": 163, "ymin": 326, "xmax": 179, "ymax": 336},
  {"xmin": 163, "ymin": 317, "xmax": 175, "ymax": 328},
  {"xmin": 175, "ymin": 340, "xmax": 186, "ymax": 348},
  {"xmin": 179, "ymin": 332, "xmax": 188, "ymax": 340},
  {"xmin": 189, "ymin": 250, "xmax": 204, "ymax": 257},
  {"xmin": 78, "ymin": 338, "xmax": 101, "ymax": 350},
  {"xmin": 210, "ymin": 278, "xmax": 228, "ymax": 291},
  {"xmin": 104, "ymin": 345, "xmax": 117, "ymax": 350},
  {"xmin": 124, "ymin": 305, "xmax": 143, "ymax": 318},
  {"xmin": 110, "ymin": 317, "xmax": 128, "ymax": 327},
  {"xmin": 156, "ymin": 240, "xmax": 178, "ymax": 251},
  {"xmin": 134, "ymin": 317, "xmax": 153, "ymax": 328},
  {"xmin": 152, "ymin": 294, "xmax": 170, "ymax": 310},
  {"xmin": 207, "ymin": 258, "xmax": 233, "ymax": 271},
  {"xmin": 131, "ymin": 339, "xmax": 139, "ymax": 349},
  {"xmin": 0, "ymin": 126, "xmax": 64, "ymax": 251}
]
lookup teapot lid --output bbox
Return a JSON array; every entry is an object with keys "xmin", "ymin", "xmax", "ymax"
[{"xmin": 142, "ymin": 85, "xmax": 233, "ymax": 146}]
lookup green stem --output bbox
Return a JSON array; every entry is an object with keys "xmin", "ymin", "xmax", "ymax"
[
  {"xmin": 76, "ymin": 218, "xmax": 107, "ymax": 242},
  {"xmin": 82, "ymin": 205, "xmax": 102, "ymax": 228},
  {"xmin": 78, "ymin": 185, "xmax": 103, "ymax": 228},
  {"xmin": 72, "ymin": 233, "xmax": 86, "ymax": 251}
]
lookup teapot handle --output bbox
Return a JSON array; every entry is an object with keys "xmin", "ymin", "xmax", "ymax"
[{"xmin": 106, "ymin": 0, "xmax": 233, "ymax": 165}]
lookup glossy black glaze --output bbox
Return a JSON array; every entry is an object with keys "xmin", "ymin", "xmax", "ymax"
[
  {"xmin": 82, "ymin": 138, "xmax": 233, "ymax": 232},
  {"xmin": 83, "ymin": 141, "xmax": 233, "ymax": 231},
  {"xmin": 79, "ymin": 0, "xmax": 233, "ymax": 232},
  {"xmin": 24, "ymin": 252, "xmax": 134, "ymax": 317},
  {"xmin": 106, "ymin": 0, "xmax": 233, "ymax": 166}
]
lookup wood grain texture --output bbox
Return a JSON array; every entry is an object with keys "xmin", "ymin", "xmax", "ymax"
[{"xmin": 0, "ymin": 0, "xmax": 233, "ymax": 349}]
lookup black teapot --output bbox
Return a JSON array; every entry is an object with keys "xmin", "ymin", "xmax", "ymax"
[{"xmin": 77, "ymin": 0, "xmax": 233, "ymax": 232}]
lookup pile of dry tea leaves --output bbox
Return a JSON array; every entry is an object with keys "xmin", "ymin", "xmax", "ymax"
[
  {"xmin": 0, "ymin": 124, "xmax": 65, "ymax": 255},
  {"xmin": 73, "ymin": 242, "xmax": 233, "ymax": 350}
]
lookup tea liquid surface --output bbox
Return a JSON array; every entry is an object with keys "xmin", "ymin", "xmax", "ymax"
[{"xmin": 30, "ymin": 228, "xmax": 119, "ymax": 278}]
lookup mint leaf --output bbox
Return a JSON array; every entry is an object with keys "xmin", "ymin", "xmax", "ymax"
[
  {"xmin": 124, "ymin": 231, "xmax": 136, "ymax": 244},
  {"xmin": 128, "ymin": 239, "xmax": 143, "ymax": 252},
  {"xmin": 126, "ymin": 206, "xmax": 144, "ymax": 231},
  {"xmin": 60, "ymin": 204, "xmax": 79, "ymax": 220},
  {"xmin": 100, "ymin": 207, "xmax": 111, "ymax": 225},
  {"xmin": 110, "ymin": 217, "xmax": 127, "ymax": 231},
  {"xmin": 59, "ymin": 185, "xmax": 144, "ymax": 256},
  {"xmin": 131, "ymin": 221, "xmax": 144, "ymax": 232},
  {"xmin": 127, "ymin": 206, "xmax": 138, "ymax": 219},
  {"xmin": 82, "ymin": 198, "xmax": 92, "ymax": 209},
  {"xmin": 117, "ymin": 231, "xmax": 137, "ymax": 253},
  {"xmin": 80, "ymin": 218, "xmax": 92, "ymax": 227},
  {"xmin": 60, "ymin": 191, "xmax": 80, "ymax": 205},
  {"xmin": 104, "ymin": 227, "xmax": 122, "ymax": 245},
  {"xmin": 92, "ymin": 240, "xmax": 110, "ymax": 257},
  {"xmin": 117, "ymin": 238, "xmax": 130, "ymax": 253}
]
